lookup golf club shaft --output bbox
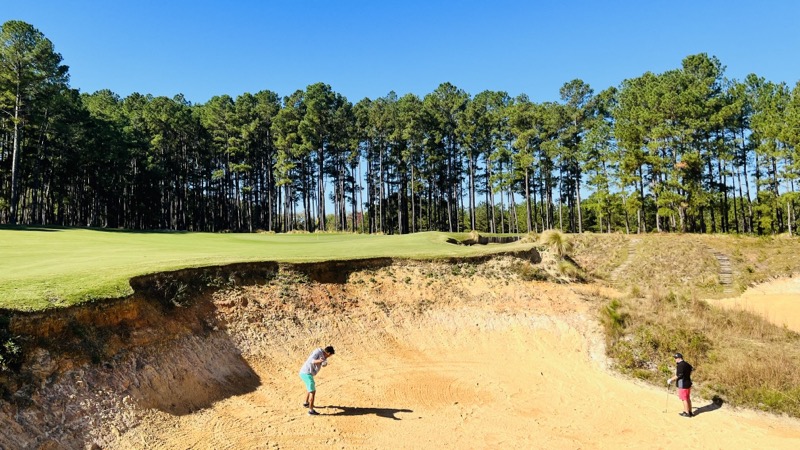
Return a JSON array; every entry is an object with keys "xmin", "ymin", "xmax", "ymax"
[{"xmin": 665, "ymin": 385, "xmax": 670, "ymax": 412}]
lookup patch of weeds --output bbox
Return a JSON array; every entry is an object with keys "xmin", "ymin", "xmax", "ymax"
[
  {"xmin": 275, "ymin": 270, "xmax": 310, "ymax": 285},
  {"xmin": 631, "ymin": 368, "xmax": 654, "ymax": 380},
  {"xmin": 607, "ymin": 339, "xmax": 636, "ymax": 372},
  {"xmin": 651, "ymin": 290, "xmax": 679, "ymax": 309},
  {"xmin": 143, "ymin": 273, "xmax": 207, "ymax": 308},
  {"xmin": 169, "ymin": 281, "xmax": 191, "ymax": 307},
  {"xmin": 600, "ymin": 299, "xmax": 627, "ymax": 341},
  {"xmin": 278, "ymin": 284, "xmax": 297, "ymax": 302},
  {"xmin": 199, "ymin": 273, "xmax": 228, "ymax": 289},
  {"xmin": 558, "ymin": 260, "xmax": 587, "ymax": 281},
  {"xmin": 743, "ymin": 387, "xmax": 800, "ymax": 416},
  {"xmin": 483, "ymin": 268, "xmax": 498, "ymax": 279},
  {"xmin": 510, "ymin": 261, "xmax": 548, "ymax": 281},
  {"xmin": 461, "ymin": 264, "xmax": 477, "ymax": 277},
  {"xmin": 416, "ymin": 299, "xmax": 434, "ymax": 314},
  {"xmin": 403, "ymin": 276, "xmax": 412, "ymax": 284},
  {"xmin": 0, "ymin": 315, "xmax": 22, "ymax": 373},
  {"xmin": 270, "ymin": 270, "xmax": 310, "ymax": 304},
  {"xmin": 0, "ymin": 337, "xmax": 22, "ymax": 373},
  {"xmin": 373, "ymin": 301, "xmax": 391, "ymax": 316}
]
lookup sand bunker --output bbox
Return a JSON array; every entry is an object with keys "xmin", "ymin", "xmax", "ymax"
[
  {"xmin": 710, "ymin": 277, "xmax": 800, "ymax": 333},
  {"xmin": 110, "ymin": 270, "xmax": 800, "ymax": 450}
]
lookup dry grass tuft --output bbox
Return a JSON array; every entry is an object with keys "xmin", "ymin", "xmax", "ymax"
[{"xmin": 539, "ymin": 229, "xmax": 573, "ymax": 257}]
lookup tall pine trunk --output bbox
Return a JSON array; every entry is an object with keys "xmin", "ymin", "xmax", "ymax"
[{"xmin": 9, "ymin": 86, "xmax": 22, "ymax": 225}]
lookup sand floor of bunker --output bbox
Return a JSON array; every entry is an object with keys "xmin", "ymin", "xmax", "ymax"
[{"xmin": 114, "ymin": 268, "xmax": 800, "ymax": 450}]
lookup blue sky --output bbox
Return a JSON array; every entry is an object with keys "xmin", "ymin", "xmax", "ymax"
[{"xmin": 3, "ymin": 1, "xmax": 799, "ymax": 104}]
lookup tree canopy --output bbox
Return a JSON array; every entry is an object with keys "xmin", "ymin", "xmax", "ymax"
[{"xmin": 1, "ymin": 20, "xmax": 799, "ymax": 235}]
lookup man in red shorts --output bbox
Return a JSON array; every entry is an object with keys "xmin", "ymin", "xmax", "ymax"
[{"xmin": 667, "ymin": 352, "xmax": 694, "ymax": 417}]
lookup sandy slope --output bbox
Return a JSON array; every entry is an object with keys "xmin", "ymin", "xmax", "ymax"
[
  {"xmin": 709, "ymin": 277, "xmax": 800, "ymax": 333},
  {"xmin": 113, "ymin": 268, "xmax": 800, "ymax": 449}
]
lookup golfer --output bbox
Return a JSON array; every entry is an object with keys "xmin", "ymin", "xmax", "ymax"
[
  {"xmin": 299, "ymin": 345, "xmax": 335, "ymax": 415},
  {"xmin": 667, "ymin": 352, "xmax": 694, "ymax": 417}
]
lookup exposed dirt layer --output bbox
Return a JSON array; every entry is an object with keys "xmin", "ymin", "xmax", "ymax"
[{"xmin": 2, "ymin": 257, "xmax": 800, "ymax": 449}]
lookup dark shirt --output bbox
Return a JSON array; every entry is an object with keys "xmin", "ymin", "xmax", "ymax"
[{"xmin": 675, "ymin": 360, "xmax": 693, "ymax": 388}]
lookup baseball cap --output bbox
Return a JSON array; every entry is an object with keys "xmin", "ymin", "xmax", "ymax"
[{"xmin": 673, "ymin": 353, "xmax": 683, "ymax": 359}]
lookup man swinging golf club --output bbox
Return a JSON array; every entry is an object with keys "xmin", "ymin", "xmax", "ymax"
[
  {"xmin": 667, "ymin": 352, "xmax": 694, "ymax": 417},
  {"xmin": 299, "ymin": 345, "xmax": 335, "ymax": 415}
]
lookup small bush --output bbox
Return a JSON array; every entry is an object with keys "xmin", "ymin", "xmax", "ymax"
[
  {"xmin": 600, "ymin": 299, "xmax": 627, "ymax": 341},
  {"xmin": 510, "ymin": 261, "xmax": 549, "ymax": 281},
  {"xmin": 540, "ymin": 229, "xmax": 573, "ymax": 257},
  {"xmin": 0, "ymin": 315, "xmax": 22, "ymax": 373},
  {"xmin": 0, "ymin": 337, "xmax": 22, "ymax": 373},
  {"xmin": 557, "ymin": 260, "xmax": 586, "ymax": 281}
]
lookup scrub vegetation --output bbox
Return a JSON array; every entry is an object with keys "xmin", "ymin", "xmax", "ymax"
[{"xmin": 577, "ymin": 233, "xmax": 800, "ymax": 417}]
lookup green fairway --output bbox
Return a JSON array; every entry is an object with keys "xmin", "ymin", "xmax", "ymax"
[{"xmin": 0, "ymin": 227, "xmax": 532, "ymax": 311}]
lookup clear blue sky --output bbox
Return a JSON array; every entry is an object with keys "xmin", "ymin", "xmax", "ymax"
[{"xmin": 3, "ymin": 1, "xmax": 799, "ymax": 104}]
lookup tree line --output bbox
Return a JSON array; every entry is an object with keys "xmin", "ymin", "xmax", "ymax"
[{"xmin": 2, "ymin": 20, "xmax": 799, "ymax": 235}]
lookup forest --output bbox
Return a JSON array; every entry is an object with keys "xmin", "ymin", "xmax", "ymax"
[{"xmin": 1, "ymin": 20, "xmax": 799, "ymax": 235}]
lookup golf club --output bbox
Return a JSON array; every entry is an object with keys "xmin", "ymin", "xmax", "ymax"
[{"xmin": 664, "ymin": 385, "xmax": 670, "ymax": 413}]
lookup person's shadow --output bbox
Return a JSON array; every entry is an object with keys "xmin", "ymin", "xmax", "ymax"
[
  {"xmin": 322, "ymin": 405, "xmax": 413, "ymax": 420},
  {"xmin": 693, "ymin": 396, "xmax": 724, "ymax": 416}
]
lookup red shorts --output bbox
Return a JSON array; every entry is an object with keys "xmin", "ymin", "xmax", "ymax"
[{"xmin": 677, "ymin": 388, "xmax": 691, "ymax": 401}]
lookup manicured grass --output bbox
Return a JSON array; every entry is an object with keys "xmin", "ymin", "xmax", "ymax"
[{"xmin": 0, "ymin": 227, "xmax": 533, "ymax": 311}]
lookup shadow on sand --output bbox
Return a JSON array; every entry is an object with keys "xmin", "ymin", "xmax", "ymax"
[
  {"xmin": 693, "ymin": 396, "xmax": 724, "ymax": 416},
  {"xmin": 323, "ymin": 405, "xmax": 413, "ymax": 420}
]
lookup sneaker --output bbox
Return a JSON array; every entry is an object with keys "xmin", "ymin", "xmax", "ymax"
[
  {"xmin": 679, "ymin": 412, "xmax": 693, "ymax": 418},
  {"xmin": 308, "ymin": 409, "xmax": 320, "ymax": 416},
  {"xmin": 303, "ymin": 402, "xmax": 309, "ymax": 408}
]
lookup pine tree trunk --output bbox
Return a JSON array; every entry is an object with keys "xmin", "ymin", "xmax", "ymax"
[{"xmin": 9, "ymin": 88, "xmax": 22, "ymax": 225}]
